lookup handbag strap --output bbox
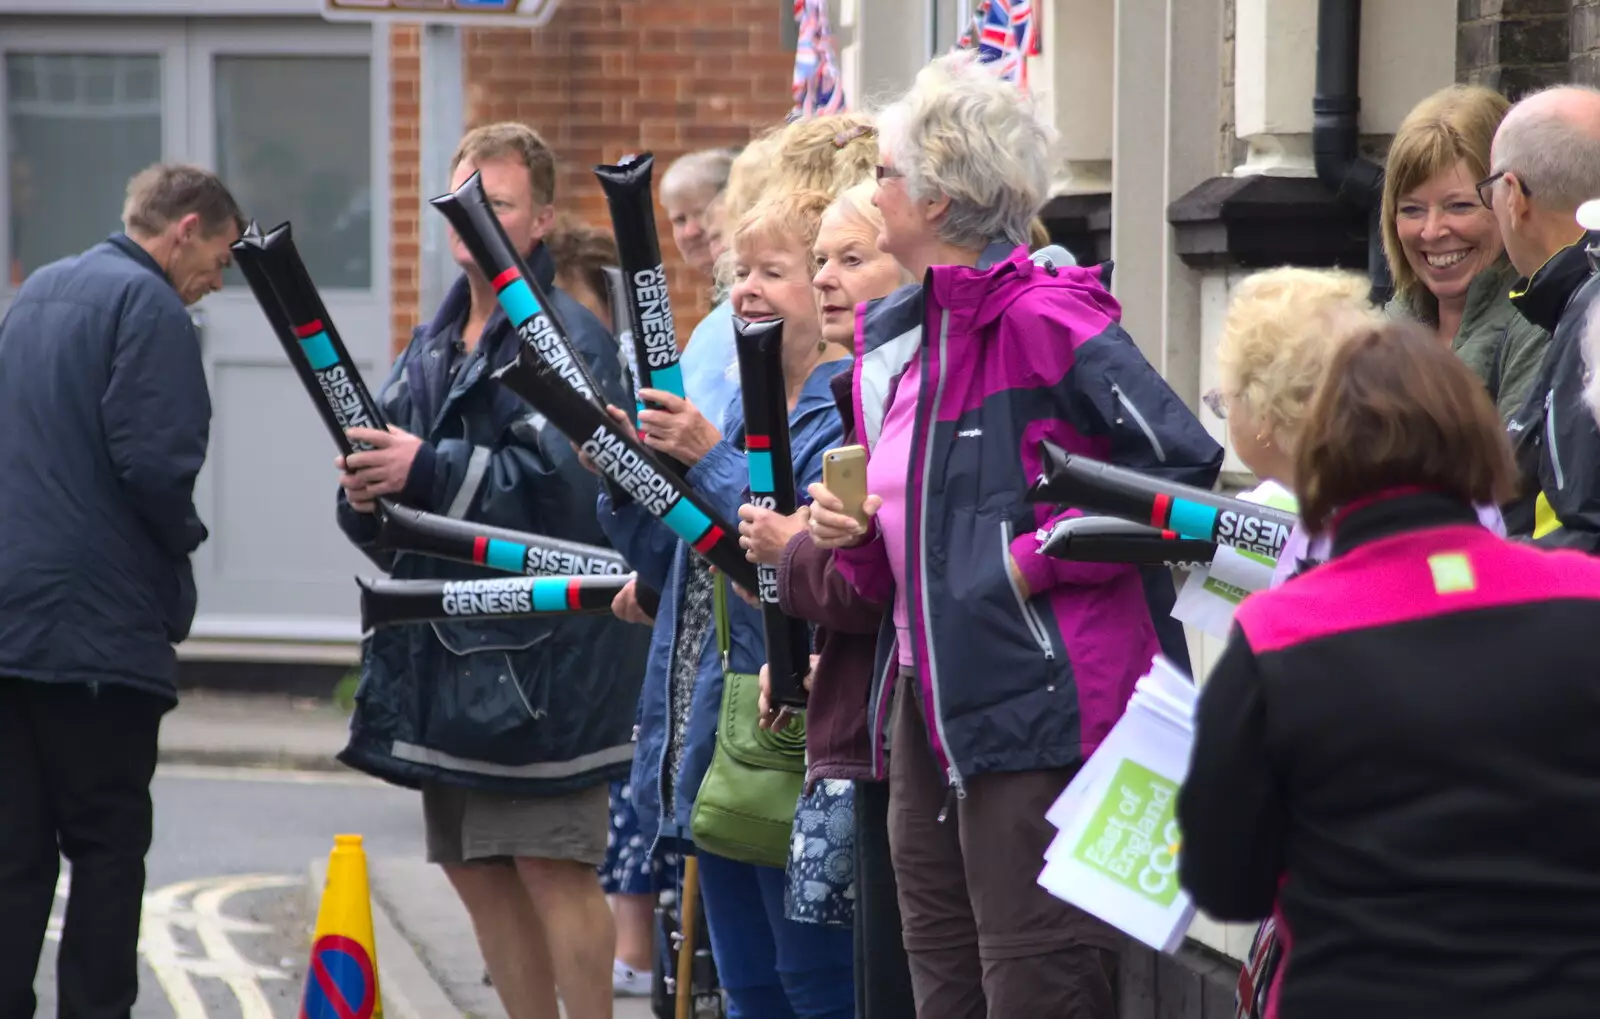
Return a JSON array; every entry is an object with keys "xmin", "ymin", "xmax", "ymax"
[{"xmin": 713, "ymin": 569, "xmax": 731, "ymax": 671}]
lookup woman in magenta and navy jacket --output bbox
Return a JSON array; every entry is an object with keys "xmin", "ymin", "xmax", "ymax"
[
  {"xmin": 807, "ymin": 54, "xmax": 1223, "ymax": 1018},
  {"xmin": 1179, "ymin": 319, "xmax": 1600, "ymax": 1019}
]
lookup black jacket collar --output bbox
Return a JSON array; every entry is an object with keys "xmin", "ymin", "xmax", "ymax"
[
  {"xmin": 105, "ymin": 232, "xmax": 175, "ymax": 291},
  {"xmin": 1509, "ymin": 232, "xmax": 1600, "ymax": 333},
  {"xmin": 1329, "ymin": 491, "xmax": 1482, "ymax": 560}
]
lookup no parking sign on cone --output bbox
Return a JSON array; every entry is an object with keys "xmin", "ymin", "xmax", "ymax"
[{"xmin": 301, "ymin": 834, "xmax": 384, "ymax": 1019}]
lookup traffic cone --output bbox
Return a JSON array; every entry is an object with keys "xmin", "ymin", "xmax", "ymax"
[{"xmin": 300, "ymin": 834, "xmax": 384, "ymax": 1019}]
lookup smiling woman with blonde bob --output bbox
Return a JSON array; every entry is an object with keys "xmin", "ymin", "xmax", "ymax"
[
  {"xmin": 594, "ymin": 187, "xmax": 856, "ymax": 1019},
  {"xmin": 1382, "ymin": 83, "xmax": 1549, "ymax": 419}
]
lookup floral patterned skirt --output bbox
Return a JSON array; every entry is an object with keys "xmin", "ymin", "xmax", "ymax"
[
  {"xmin": 784, "ymin": 778, "xmax": 856, "ymax": 927},
  {"xmin": 599, "ymin": 779, "xmax": 679, "ymax": 896}
]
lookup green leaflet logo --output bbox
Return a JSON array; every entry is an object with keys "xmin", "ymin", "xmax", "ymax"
[{"xmin": 1071, "ymin": 759, "xmax": 1184, "ymax": 906}]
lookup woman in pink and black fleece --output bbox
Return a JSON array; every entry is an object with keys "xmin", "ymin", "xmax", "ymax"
[{"xmin": 805, "ymin": 54, "xmax": 1222, "ymax": 1019}]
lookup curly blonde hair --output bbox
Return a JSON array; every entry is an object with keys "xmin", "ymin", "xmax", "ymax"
[
  {"xmin": 1217, "ymin": 267, "xmax": 1383, "ymax": 449},
  {"xmin": 733, "ymin": 187, "xmax": 834, "ymax": 274}
]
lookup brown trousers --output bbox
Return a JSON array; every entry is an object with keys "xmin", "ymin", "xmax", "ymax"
[{"xmin": 888, "ymin": 673, "xmax": 1120, "ymax": 1019}]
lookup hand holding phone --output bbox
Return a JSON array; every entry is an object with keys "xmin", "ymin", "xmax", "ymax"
[{"xmin": 821, "ymin": 445, "xmax": 870, "ymax": 528}]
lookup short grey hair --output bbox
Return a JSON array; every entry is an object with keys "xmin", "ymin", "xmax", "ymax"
[
  {"xmin": 661, "ymin": 147, "xmax": 736, "ymax": 203},
  {"xmin": 122, "ymin": 163, "xmax": 244, "ymax": 238},
  {"xmin": 1492, "ymin": 84, "xmax": 1600, "ymax": 213},
  {"xmin": 876, "ymin": 53, "xmax": 1058, "ymax": 249}
]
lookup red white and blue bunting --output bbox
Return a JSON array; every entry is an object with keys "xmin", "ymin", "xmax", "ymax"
[
  {"xmin": 956, "ymin": 0, "xmax": 1041, "ymax": 90},
  {"xmin": 791, "ymin": 0, "xmax": 847, "ymax": 119}
]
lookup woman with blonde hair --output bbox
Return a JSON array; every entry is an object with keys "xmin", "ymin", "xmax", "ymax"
[
  {"xmin": 684, "ymin": 117, "xmax": 883, "ymax": 441},
  {"xmin": 593, "ymin": 187, "xmax": 855, "ymax": 1019},
  {"xmin": 1382, "ymin": 83, "xmax": 1548, "ymax": 419},
  {"xmin": 1213, "ymin": 266, "xmax": 1506, "ymax": 585},
  {"xmin": 737, "ymin": 176, "xmax": 917, "ymax": 1019}
]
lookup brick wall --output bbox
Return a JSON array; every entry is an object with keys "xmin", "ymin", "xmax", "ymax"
[
  {"xmin": 390, "ymin": 25, "xmax": 423, "ymax": 356},
  {"xmin": 384, "ymin": 3, "xmax": 795, "ymax": 356},
  {"xmin": 1457, "ymin": 0, "xmax": 1570, "ymax": 99}
]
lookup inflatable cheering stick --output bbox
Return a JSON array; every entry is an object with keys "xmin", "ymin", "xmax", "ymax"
[
  {"xmin": 734, "ymin": 316, "xmax": 812, "ymax": 708},
  {"xmin": 232, "ymin": 221, "xmax": 388, "ymax": 459},
  {"xmin": 491, "ymin": 349, "xmax": 759, "ymax": 592},
  {"xmin": 431, "ymin": 171, "xmax": 631, "ymax": 507},
  {"xmin": 375, "ymin": 503, "xmax": 629, "ymax": 578},
  {"xmin": 1038, "ymin": 516, "xmax": 1218, "ymax": 568},
  {"xmin": 1027, "ymin": 442, "xmax": 1295, "ymax": 562},
  {"xmin": 359, "ymin": 574, "xmax": 633, "ymax": 631},
  {"xmin": 593, "ymin": 156, "xmax": 688, "ymax": 434},
  {"xmin": 430, "ymin": 172, "xmax": 611, "ymax": 408}
]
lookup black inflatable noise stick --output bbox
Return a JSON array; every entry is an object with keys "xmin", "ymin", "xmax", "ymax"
[
  {"xmin": 232, "ymin": 221, "xmax": 387, "ymax": 459},
  {"xmin": 1026, "ymin": 442, "xmax": 1295, "ymax": 562},
  {"xmin": 358, "ymin": 573, "xmax": 633, "ymax": 631},
  {"xmin": 429, "ymin": 171, "xmax": 611, "ymax": 409},
  {"xmin": 1038, "ymin": 515, "xmax": 1219, "ymax": 568},
  {"xmin": 592, "ymin": 155, "xmax": 688, "ymax": 422},
  {"xmin": 430, "ymin": 171, "xmax": 631, "ymax": 507},
  {"xmin": 491, "ymin": 347, "xmax": 759, "ymax": 592},
  {"xmin": 375, "ymin": 503, "xmax": 629, "ymax": 577},
  {"xmin": 733, "ymin": 316, "xmax": 812, "ymax": 708}
]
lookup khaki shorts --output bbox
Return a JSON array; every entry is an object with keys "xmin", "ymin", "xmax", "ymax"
[{"xmin": 421, "ymin": 781, "xmax": 610, "ymax": 867}]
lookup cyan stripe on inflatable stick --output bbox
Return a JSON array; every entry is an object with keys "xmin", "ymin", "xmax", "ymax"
[
  {"xmin": 491, "ymin": 345, "xmax": 757, "ymax": 590},
  {"xmin": 373, "ymin": 503, "xmax": 630, "ymax": 577},
  {"xmin": 1027, "ymin": 442, "xmax": 1294, "ymax": 561},
  {"xmin": 357, "ymin": 574, "xmax": 632, "ymax": 630}
]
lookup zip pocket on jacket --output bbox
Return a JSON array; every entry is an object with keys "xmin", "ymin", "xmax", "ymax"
[
  {"xmin": 1111, "ymin": 383, "xmax": 1167, "ymax": 463},
  {"xmin": 1546, "ymin": 390, "xmax": 1566, "ymax": 490},
  {"xmin": 1000, "ymin": 520, "xmax": 1055, "ymax": 660}
]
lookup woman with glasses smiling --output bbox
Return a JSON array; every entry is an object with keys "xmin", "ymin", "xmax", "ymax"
[{"xmin": 1380, "ymin": 84, "xmax": 1549, "ymax": 421}]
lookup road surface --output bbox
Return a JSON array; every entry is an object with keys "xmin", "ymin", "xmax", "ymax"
[{"xmin": 31, "ymin": 763, "xmax": 424, "ymax": 1019}]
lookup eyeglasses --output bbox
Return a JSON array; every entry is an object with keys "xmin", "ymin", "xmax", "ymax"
[
  {"xmin": 1202, "ymin": 388, "xmax": 1228, "ymax": 420},
  {"xmin": 1474, "ymin": 170, "xmax": 1532, "ymax": 210},
  {"xmin": 875, "ymin": 164, "xmax": 903, "ymax": 183}
]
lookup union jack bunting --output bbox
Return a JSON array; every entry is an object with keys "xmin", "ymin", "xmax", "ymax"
[
  {"xmin": 955, "ymin": 0, "xmax": 1040, "ymax": 91},
  {"xmin": 791, "ymin": 0, "xmax": 847, "ymax": 120}
]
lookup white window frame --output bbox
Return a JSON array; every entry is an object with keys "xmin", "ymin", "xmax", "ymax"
[
  {"xmin": 0, "ymin": 20, "xmax": 191, "ymax": 294},
  {"xmin": 928, "ymin": 0, "xmax": 974, "ymax": 62},
  {"xmin": 186, "ymin": 18, "xmax": 387, "ymax": 297},
  {"xmin": 0, "ymin": 16, "xmax": 387, "ymax": 300}
]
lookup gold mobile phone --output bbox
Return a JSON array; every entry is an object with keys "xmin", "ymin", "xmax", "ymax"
[{"xmin": 822, "ymin": 445, "xmax": 870, "ymax": 528}]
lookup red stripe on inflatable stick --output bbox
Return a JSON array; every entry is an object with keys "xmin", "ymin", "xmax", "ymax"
[
  {"xmin": 1150, "ymin": 493, "xmax": 1172, "ymax": 528},
  {"xmin": 745, "ymin": 434, "xmax": 771, "ymax": 450},
  {"xmin": 472, "ymin": 536, "xmax": 489, "ymax": 563},
  {"xmin": 566, "ymin": 578, "xmax": 582, "ymax": 611},
  {"xmin": 293, "ymin": 319, "xmax": 324, "ymax": 338},
  {"xmin": 692, "ymin": 525, "xmax": 724, "ymax": 555},
  {"xmin": 492, "ymin": 266, "xmax": 520, "ymax": 291}
]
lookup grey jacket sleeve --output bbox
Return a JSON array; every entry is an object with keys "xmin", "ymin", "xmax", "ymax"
[
  {"xmin": 100, "ymin": 284, "xmax": 211, "ymax": 559},
  {"xmin": 1494, "ymin": 316, "xmax": 1552, "ymax": 423}
]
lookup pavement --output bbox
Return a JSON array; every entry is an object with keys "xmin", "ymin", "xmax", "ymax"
[{"xmin": 160, "ymin": 691, "xmax": 656, "ymax": 1019}]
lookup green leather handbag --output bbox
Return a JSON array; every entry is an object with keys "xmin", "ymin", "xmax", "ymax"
[{"xmin": 688, "ymin": 578, "xmax": 807, "ymax": 869}]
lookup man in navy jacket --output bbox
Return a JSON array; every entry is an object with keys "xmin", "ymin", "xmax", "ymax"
[
  {"xmin": 0, "ymin": 164, "xmax": 243, "ymax": 1019},
  {"xmin": 334, "ymin": 124, "xmax": 649, "ymax": 1019}
]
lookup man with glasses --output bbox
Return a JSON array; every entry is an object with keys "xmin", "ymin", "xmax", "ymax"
[{"xmin": 1485, "ymin": 85, "xmax": 1600, "ymax": 550}]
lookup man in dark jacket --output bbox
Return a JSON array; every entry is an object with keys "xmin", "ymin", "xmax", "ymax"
[
  {"xmin": 0, "ymin": 164, "xmax": 242, "ymax": 1019},
  {"xmin": 333, "ymin": 123, "xmax": 649, "ymax": 1019},
  {"xmin": 1488, "ymin": 85, "xmax": 1600, "ymax": 550}
]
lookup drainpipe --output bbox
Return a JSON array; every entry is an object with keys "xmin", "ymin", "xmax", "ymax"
[{"xmin": 1312, "ymin": 0, "xmax": 1392, "ymax": 304}]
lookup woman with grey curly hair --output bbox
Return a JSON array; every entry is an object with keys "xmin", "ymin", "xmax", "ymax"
[{"xmin": 805, "ymin": 53, "xmax": 1223, "ymax": 1018}]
